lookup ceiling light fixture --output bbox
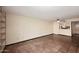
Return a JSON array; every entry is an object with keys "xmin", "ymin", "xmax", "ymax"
[{"xmin": 57, "ymin": 19, "xmax": 60, "ymax": 22}]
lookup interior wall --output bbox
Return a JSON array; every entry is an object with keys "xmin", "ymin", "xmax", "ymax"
[
  {"xmin": 6, "ymin": 13, "xmax": 79, "ymax": 45},
  {"xmin": 6, "ymin": 14, "xmax": 54, "ymax": 45},
  {"xmin": 53, "ymin": 22, "xmax": 59, "ymax": 34},
  {"xmin": 59, "ymin": 21, "xmax": 71, "ymax": 36},
  {"xmin": 53, "ymin": 21, "xmax": 71, "ymax": 36},
  {"xmin": 53, "ymin": 18, "xmax": 79, "ymax": 36}
]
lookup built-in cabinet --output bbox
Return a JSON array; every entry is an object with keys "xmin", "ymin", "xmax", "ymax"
[{"xmin": 0, "ymin": 7, "xmax": 6, "ymax": 52}]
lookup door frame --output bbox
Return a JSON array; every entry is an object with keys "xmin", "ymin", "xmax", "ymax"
[{"xmin": 71, "ymin": 21, "xmax": 79, "ymax": 36}]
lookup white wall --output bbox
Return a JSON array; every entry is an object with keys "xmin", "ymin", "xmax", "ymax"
[
  {"xmin": 53, "ymin": 18, "xmax": 79, "ymax": 36},
  {"xmin": 6, "ymin": 13, "xmax": 79, "ymax": 45},
  {"xmin": 6, "ymin": 14, "xmax": 54, "ymax": 45},
  {"xmin": 53, "ymin": 22, "xmax": 59, "ymax": 34}
]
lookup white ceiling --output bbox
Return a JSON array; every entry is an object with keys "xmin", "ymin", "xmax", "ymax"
[{"xmin": 3, "ymin": 6, "xmax": 79, "ymax": 20}]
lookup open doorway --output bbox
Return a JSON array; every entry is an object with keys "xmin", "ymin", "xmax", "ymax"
[
  {"xmin": 71, "ymin": 21, "xmax": 79, "ymax": 36},
  {"xmin": 71, "ymin": 21, "xmax": 79, "ymax": 47}
]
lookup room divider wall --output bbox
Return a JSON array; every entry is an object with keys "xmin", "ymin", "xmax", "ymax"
[{"xmin": 0, "ymin": 7, "xmax": 6, "ymax": 52}]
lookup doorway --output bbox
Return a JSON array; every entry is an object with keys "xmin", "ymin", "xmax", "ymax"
[{"xmin": 71, "ymin": 21, "xmax": 79, "ymax": 47}]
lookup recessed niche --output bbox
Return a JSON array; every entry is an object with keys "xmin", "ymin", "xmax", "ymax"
[{"xmin": 60, "ymin": 26, "xmax": 70, "ymax": 29}]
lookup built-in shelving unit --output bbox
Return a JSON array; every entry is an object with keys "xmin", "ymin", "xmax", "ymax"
[{"xmin": 0, "ymin": 7, "xmax": 6, "ymax": 52}]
